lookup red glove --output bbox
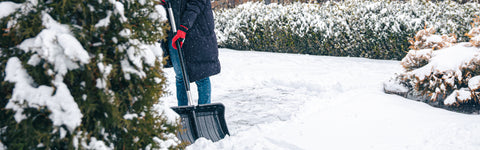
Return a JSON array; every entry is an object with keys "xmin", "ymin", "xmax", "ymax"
[
  {"xmin": 159, "ymin": 0, "xmax": 166, "ymax": 5},
  {"xmin": 172, "ymin": 26, "xmax": 187, "ymax": 50}
]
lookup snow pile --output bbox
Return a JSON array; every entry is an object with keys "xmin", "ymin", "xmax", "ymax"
[{"xmin": 157, "ymin": 49, "xmax": 480, "ymax": 149}]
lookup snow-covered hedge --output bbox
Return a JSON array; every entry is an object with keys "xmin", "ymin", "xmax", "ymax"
[
  {"xmin": 385, "ymin": 21, "xmax": 480, "ymax": 112},
  {"xmin": 1, "ymin": 0, "xmax": 182, "ymax": 149},
  {"xmin": 214, "ymin": 0, "xmax": 480, "ymax": 60}
]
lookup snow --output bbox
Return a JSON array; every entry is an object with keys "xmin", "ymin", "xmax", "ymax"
[
  {"xmin": 96, "ymin": 56, "xmax": 113, "ymax": 89},
  {"xmin": 469, "ymin": 76, "xmax": 480, "ymax": 90},
  {"xmin": 159, "ymin": 49, "xmax": 480, "ymax": 149},
  {"xmin": 0, "ymin": 1, "xmax": 21, "ymax": 19},
  {"xmin": 95, "ymin": 11, "xmax": 112, "ymax": 28},
  {"xmin": 112, "ymin": 1, "xmax": 127, "ymax": 23},
  {"xmin": 154, "ymin": 101, "xmax": 180, "ymax": 125},
  {"xmin": 445, "ymin": 88, "xmax": 472, "ymax": 105},
  {"xmin": 473, "ymin": 35, "xmax": 480, "ymax": 43},
  {"xmin": 457, "ymin": 89, "xmax": 472, "ymax": 102},
  {"xmin": 411, "ymin": 43, "xmax": 480, "ymax": 81},
  {"xmin": 3, "ymin": 7, "xmax": 88, "ymax": 137},
  {"xmin": 127, "ymin": 39, "xmax": 158, "ymax": 67},
  {"xmin": 5, "ymin": 57, "xmax": 82, "ymax": 133},
  {"xmin": 18, "ymin": 12, "xmax": 90, "ymax": 75},
  {"xmin": 383, "ymin": 79, "xmax": 408, "ymax": 93},
  {"xmin": 73, "ymin": 131, "xmax": 113, "ymax": 150},
  {"xmin": 400, "ymin": 49, "xmax": 433, "ymax": 71},
  {"xmin": 123, "ymin": 113, "xmax": 138, "ymax": 120},
  {"xmin": 81, "ymin": 137, "xmax": 112, "ymax": 150},
  {"xmin": 27, "ymin": 54, "xmax": 41, "ymax": 66},
  {"xmin": 1, "ymin": 0, "xmax": 176, "ymax": 148},
  {"xmin": 408, "ymin": 49, "xmax": 433, "ymax": 58},
  {"xmin": 426, "ymin": 35, "xmax": 443, "ymax": 43},
  {"xmin": 119, "ymin": 29, "xmax": 132, "ymax": 37},
  {"xmin": 153, "ymin": 5, "xmax": 168, "ymax": 22},
  {"xmin": 215, "ymin": 1, "xmax": 480, "ymax": 48},
  {"xmin": 0, "ymin": 139, "xmax": 4, "ymax": 150},
  {"xmin": 391, "ymin": 42, "xmax": 480, "ymax": 104},
  {"xmin": 2, "ymin": 0, "xmax": 480, "ymax": 149},
  {"xmin": 153, "ymin": 134, "xmax": 179, "ymax": 150}
]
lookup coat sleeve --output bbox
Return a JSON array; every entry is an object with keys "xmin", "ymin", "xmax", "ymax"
[{"xmin": 179, "ymin": 0, "xmax": 206, "ymax": 31}]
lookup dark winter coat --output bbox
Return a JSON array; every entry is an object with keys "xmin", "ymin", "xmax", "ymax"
[{"xmin": 167, "ymin": 0, "xmax": 221, "ymax": 82}]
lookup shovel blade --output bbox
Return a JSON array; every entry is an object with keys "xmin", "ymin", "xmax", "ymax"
[{"xmin": 171, "ymin": 103, "xmax": 230, "ymax": 144}]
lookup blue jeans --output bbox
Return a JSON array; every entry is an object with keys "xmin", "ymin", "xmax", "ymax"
[{"xmin": 169, "ymin": 41, "xmax": 211, "ymax": 106}]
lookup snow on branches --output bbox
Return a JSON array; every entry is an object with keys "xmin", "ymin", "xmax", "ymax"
[
  {"xmin": 408, "ymin": 26, "xmax": 457, "ymax": 51},
  {"xmin": 215, "ymin": 1, "xmax": 480, "ymax": 60},
  {"xmin": 466, "ymin": 15, "xmax": 480, "ymax": 47},
  {"xmin": 386, "ymin": 17, "xmax": 480, "ymax": 112}
]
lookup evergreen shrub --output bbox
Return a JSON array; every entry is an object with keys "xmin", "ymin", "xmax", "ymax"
[
  {"xmin": 0, "ymin": 0, "xmax": 182, "ymax": 149},
  {"xmin": 214, "ymin": 0, "xmax": 480, "ymax": 60}
]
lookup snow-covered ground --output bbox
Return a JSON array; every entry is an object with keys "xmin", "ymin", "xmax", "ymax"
[{"xmin": 160, "ymin": 49, "xmax": 480, "ymax": 150}]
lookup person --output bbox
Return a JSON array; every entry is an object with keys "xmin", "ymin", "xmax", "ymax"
[{"xmin": 160, "ymin": 0, "xmax": 221, "ymax": 106}]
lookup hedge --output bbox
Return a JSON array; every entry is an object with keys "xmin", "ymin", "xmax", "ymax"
[{"xmin": 214, "ymin": 0, "xmax": 480, "ymax": 60}]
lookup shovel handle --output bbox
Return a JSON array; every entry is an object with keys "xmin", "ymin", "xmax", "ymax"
[{"xmin": 166, "ymin": 2, "xmax": 194, "ymax": 106}]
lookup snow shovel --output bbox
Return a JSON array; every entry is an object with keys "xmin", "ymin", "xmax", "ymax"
[{"xmin": 165, "ymin": 1, "xmax": 230, "ymax": 144}]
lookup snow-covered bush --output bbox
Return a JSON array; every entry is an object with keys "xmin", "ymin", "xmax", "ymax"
[
  {"xmin": 214, "ymin": 0, "xmax": 480, "ymax": 60},
  {"xmin": 386, "ymin": 44, "xmax": 480, "ymax": 111},
  {"xmin": 466, "ymin": 15, "xmax": 480, "ymax": 47},
  {"xmin": 385, "ymin": 21, "xmax": 480, "ymax": 112},
  {"xmin": 400, "ymin": 49, "xmax": 433, "ymax": 71},
  {"xmin": 401, "ymin": 26, "xmax": 458, "ymax": 71},
  {"xmin": 1, "ymin": 0, "xmax": 182, "ymax": 149},
  {"xmin": 408, "ymin": 26, "xmax": 457, "ymax": 50}
]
